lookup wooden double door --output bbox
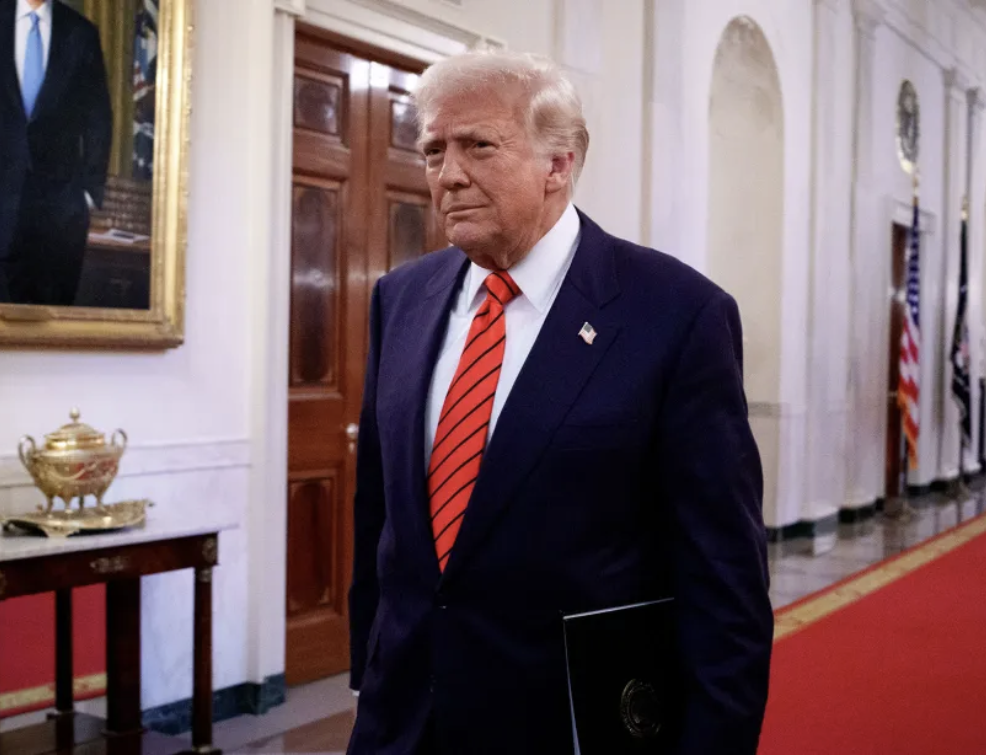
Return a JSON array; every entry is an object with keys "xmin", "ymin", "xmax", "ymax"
[{"xmin": 285, "ymin": 29, "xmax": 445, "ymax": 685}]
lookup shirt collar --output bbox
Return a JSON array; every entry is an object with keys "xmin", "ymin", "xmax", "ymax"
[
  {"xmin": 462, "ymin": 202, "xmax": 581, "ymax": 313},
  {"xmin": 17, "ymin": 0, "xmax": 51, "ymax": 22}
]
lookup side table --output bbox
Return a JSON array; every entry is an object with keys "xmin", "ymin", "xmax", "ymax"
[{"xmin": 0, "ymin": 519, "xmax": 234, "ymax": 754}]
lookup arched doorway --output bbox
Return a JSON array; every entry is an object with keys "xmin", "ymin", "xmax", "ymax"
[{"xmin": 706, "ymin": 16, "xmax": 784, "ymax": 521}]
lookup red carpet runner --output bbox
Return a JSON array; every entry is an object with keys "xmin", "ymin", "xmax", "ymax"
[
  {"xmin": 0, "ymin": 587, "xmax": 106, "ymax": 717},
  {"xmin": 759, "ymin": 514, "xmax": 986, "ymax": 754}
]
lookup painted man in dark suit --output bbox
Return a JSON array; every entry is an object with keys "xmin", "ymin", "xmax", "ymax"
[
  {"xmin": 0, "ymin": 0, "xmax": 112, "ymax": 305},
  {"xmin": 348, "ymin": 50, "xmax": 773, "ymax": 754}
]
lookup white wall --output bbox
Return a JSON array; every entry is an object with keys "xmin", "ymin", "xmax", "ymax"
[{"xmin": 560, "ymin": 0, "xmax": 646, "ymax": 243}]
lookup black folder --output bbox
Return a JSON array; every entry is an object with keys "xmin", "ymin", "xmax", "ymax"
[{"xmin": 563, "ymin": 598, "xmax": 678, "ymax": 754}]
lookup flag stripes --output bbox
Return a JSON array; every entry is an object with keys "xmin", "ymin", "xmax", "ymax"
[{"xmin": 898, "ymin": 195, "xmax": 921, "ymax": 470}]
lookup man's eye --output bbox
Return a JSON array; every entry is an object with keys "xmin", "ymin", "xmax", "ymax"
[{"xmin": 475, "ymin": 141, "xmax": 493, "ymax": 149}]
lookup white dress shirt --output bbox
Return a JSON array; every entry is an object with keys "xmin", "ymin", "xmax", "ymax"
[
  {"xmin": 425, "ymin": 203, "xmax": 582, "ymax": 462},
  {"xmin": 15, "ymin": 0, "xmax": 52, "ymax": 88}
]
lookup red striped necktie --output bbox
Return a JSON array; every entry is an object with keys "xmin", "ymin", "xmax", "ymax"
[{"xmin": 428, "ymin": 271, "xmax": 521, "ymax": 571}]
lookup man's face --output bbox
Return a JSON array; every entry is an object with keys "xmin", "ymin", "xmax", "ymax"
[{"xmin": 420, "ymin": 88, "xmax": 553, "ymax": 270}]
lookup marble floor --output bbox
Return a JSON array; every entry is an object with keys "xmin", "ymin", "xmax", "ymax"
[
  {"xmin": 3, "ymin": 484, "xmax": 982, "ymax": 753},
  {"xmin": 767, "ymin": 481, "xmax": 985, "ymax": 608}
]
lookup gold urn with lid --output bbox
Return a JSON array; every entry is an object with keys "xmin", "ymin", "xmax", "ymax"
[{"xmin": 18, "ymin": 408, "xmax": 128, "ymax": 512}]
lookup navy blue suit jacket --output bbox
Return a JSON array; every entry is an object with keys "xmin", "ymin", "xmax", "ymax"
[
  {"xmin": 0, "ymin": 0, "xmax": 112, "ymax": 258},
  {"xmin": 348, "ymin": 211, "xmax": 773, "ymax": 754}
]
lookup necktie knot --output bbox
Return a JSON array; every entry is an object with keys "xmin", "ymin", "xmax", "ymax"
[
  {"xmin": 484, "ymin": 271, "xmax": 520, "ymax": 307},
  {"xmin": 30, "ymin": 11, "xmax": 40, "ymax": 28}
]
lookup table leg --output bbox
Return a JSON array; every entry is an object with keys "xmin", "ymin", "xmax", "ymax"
[
  {"xmin": 105, "ymin": 578, "xmax": 142, "ymax": 736},
  {"xmin": 53, "ymin": 588, "xmax": 74, "ymax": 718},
  {"xmin": 192, "ymin": 566, "xmax": 218, "ymax": 753}
]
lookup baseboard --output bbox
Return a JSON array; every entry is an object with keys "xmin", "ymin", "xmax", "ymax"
[
  {"xmin": 766, "ymin": 513, "xmax": 838, "ymax": 543},
  {"xmin": 911, "ymin": 474, "xmax": 962, "ymax": 497},
  {"xmin": 142, "ymin": 673, "xmax": 286, "ymax": 736},
  {"xmin": 838, "ymin": 502, "xmax": 878, "ymax": 524},
  {"xmin": 775, "ymin": 475, "xmax": 986, "ymax": 540}
]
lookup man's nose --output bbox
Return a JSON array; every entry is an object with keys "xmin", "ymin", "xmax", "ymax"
[{"xmin": 438, "ymin": 153, "xmax": 469, "ymax": 189}]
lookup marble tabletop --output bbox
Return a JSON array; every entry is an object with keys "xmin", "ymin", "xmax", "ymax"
[{"xmin": 0, "ymin": 506, "xmax": 238, "ymax": 562}]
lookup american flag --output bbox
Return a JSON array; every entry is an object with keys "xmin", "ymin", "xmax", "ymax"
[{"xmin": 898, "ymin": 196, "xmax": 921, "ymax": 470}]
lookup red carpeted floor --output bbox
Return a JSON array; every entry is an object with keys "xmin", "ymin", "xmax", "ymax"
[{"xmin": 759, "ymin": 515, "xmax": 986, "ymax": 754}]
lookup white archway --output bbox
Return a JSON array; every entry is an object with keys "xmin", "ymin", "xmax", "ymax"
[{"xmin": 706, "ymin": 15, "xmax": 785, "ymax": 519}]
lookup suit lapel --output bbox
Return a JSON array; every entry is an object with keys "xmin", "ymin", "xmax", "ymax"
[
  {"xmin": 385, "ymin": 251, "xmax": 470, "ymax": 578},
  {"xmin": 30, "ymin": 0, "xmax": 71, "ymax": 123},
  {"xmin": 0, "ymin": 1, "xmax": 23, "ymax": 119},
  {"xmin": 441, "ymin": 212, "xmax": 622, "ymax": 583}
]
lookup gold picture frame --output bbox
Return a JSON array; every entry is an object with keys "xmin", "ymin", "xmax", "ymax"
[{"xmin": 0, "ymin": 0, "xmax": 191, "ymax": 349}]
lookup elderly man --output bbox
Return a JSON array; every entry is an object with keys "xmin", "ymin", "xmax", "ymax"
[{"xmin": 348, "ymin": 50, "xmax": 772, "ymax": 754}]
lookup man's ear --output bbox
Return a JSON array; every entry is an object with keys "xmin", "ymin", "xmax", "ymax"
[{"xmin": 545, "ymin": 151, "xmax": 576, "ymax": 194}]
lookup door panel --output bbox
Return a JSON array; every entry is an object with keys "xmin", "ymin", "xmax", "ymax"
[
  {"xmin": 387, "ymin": 194, "xmax": 430, "ymax": 270},
  {"xmin": 286, "ymin": 30, "xmax": 442, "ymax": 686},
  {"xmin": 287, "ymin": 475, "xmax": 338, "ymax": 614},
  {"xmin": 290, "ymin": 182, "xmax": 342, "ymax": 389}
]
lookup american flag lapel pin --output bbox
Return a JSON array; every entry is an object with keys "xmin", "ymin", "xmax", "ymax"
[{"xmin": 578, "ymin": 322, "xmax": 597, "ymax": 345}]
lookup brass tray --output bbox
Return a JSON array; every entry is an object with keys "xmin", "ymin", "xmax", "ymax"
[{"xmin": 1, "ymin": 499, "xmax": 152, "ymax": 538}]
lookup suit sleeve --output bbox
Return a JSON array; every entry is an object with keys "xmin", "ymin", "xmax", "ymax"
[
  {"xmin": 81, "ymin": 25, "xmax": 112, "ymax": 208},
  {"xmin": 658, "ymin": 290, "xmax": 773, "ymax": 753},
  {"xmin": 348, "ymin": 280, "xmax": 387, "ymax": 691}
]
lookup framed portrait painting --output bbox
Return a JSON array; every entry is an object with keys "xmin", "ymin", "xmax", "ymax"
[{"xmin": 0, "ymin": 0, "xmax": 190, "ymax": 348}]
